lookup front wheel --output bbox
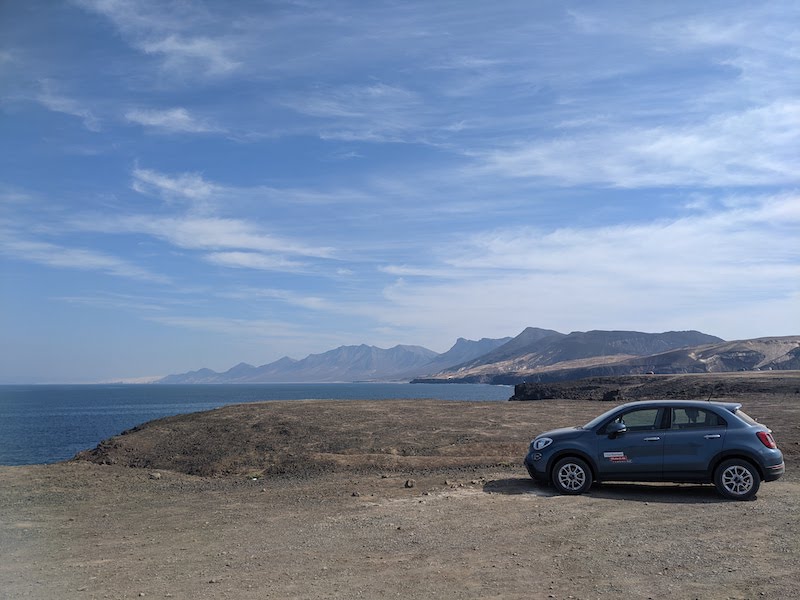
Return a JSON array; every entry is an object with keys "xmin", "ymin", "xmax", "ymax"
[
  {"xmin": 714, "ymin": 459, "xmax": 760, "ymax": 500},
  {"xmin": 551, "ymin": 457, "xmax": 593, "ymax": 495}
]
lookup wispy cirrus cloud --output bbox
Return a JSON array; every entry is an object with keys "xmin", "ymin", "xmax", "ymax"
[
  {"xmin": 374, "ymin": 195, "xmax": 800, "ymax": 345},
  {"xmin": 287, "ymin": 82, "xmax": 426, "ymax": 143},
  {"xmin": 126, "ymin": 107, "xmax": 222, "ymax": 134},
  {"xmin": 447, "ymin": 196, "xmax": 800, "ymax": 277},
  {"xmin": 35, "ymin": 83, "xmax": 101, "ymax": 131},
  {"xmin": 120, "ymin": 167, "xmax": 338, "ymax": 261},
  {"xmin": 0, "ymin": 235, "xmax": 169, "ymax": 283},
  {"xmin": 121, "ymin": 215, "xmax": 336, "ymax": 259},
  {"xmin": 75, "ymin": 0, "xmax": 240, "ymax": 78},
  {"xmin": 205, "ymin": 252, "xmax": 306, "ymax": 272},
  {"xmin": 131, "ymin": 167, "xmax": 220, "ymax": 204},
  {"xmin": 139, "ymin": 35, "xmax": 240, "ymax": 76},
  {"xmin": 479, "ymin": 101, "xmax": 800, "ymax": 188},
  {"xmin": 220, "ymin": 287, "xmax": 332, "ymax": 312},
  {"xmin": 129, "ymin": 166, "xmax": 375, "ymax": 211}
]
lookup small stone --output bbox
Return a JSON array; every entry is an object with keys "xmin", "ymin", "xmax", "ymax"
[
  {"xmin": 404, "ymin": 479, "xmax": 415, "ymax": 488},
  {"xmin": 149, "ymin": 472, "xmax": 162, "ymax": 480},
  {"xmin": 351, "ymin": 491, "xmax": 360, "ymax": 497}
]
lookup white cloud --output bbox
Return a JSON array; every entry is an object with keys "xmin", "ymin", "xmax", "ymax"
[
  {"xmin": 221, "ymin": 287, "xmax": 331, "ymax": 311},
  {"xmin": 126, "ymin": 107, "xmax": 221, "ymax": 133},
  {"xmin": 79, "ymin": 214, "xmax": 336, "ymax": 260},
  {"xmin": 205, "ymin": 251, "xmax": 306, "ymax": 272},
  {"xmin": 140, "ymin": 35, "xmax": 240, "ymax": 76},
  {"xmin": 480, "ymin": 102, "xmax": 800, "ymax": 188},
  {"xmin": 372, "ymin": 195, "xmax": 800, "ymax": 343},
  {"xmin": 0, "ymin": 236, "xmax": 169, "ymax": 283},
  {"xmin": 35, "ymin": 87, "xmax": 101, "ymax": 131},
  {"xmin": 131, "ymin": 167, "xmax": 219, "ymax": 202},
  {"xmin": 447, "ymin": 195, "xmax": 799, "ymax": 279},
  {"xmin": 75, "ymin": 0, "xmax": 240, "ymax": 78},
  {"xmin": 287, "ymin": 82, "xmax": 427, "ymax": 142},
  {"xmin": 379, "ymin": 265, "xmax": 462, "ymax": 279}
]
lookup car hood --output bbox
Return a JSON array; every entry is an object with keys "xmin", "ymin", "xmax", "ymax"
[{"xmin": 537, "ymin": 426, "xmax": 584, "ymax": 440}]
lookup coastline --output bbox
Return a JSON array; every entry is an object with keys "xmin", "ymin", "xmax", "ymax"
[{"xmin": 0, "ymin": 383, "xmax": 512, "ymax": 466}]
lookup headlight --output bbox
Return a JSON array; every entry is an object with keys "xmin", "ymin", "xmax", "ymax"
[{"xmin": 533, "ymin": 437, "xmax": 553, "ymax": 450}]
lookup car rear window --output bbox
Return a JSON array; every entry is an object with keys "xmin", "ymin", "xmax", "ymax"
[
  {"xmin": 671, "ymin": 407, "xmax": 726, "ymax": 428},
  {"xmin": 734, "ymin": 409, "xmax": 760, "ymax": 425}
]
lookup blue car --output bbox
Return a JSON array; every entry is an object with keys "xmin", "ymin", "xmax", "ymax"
[{"xmin": 524, "ymin": 400, "xmax": 784, "ymax": 500}]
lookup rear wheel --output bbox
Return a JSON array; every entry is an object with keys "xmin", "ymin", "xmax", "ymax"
[
  {"xmin": 551, "ymin": 457, "xmax": 593, "ymax": 495},
  {"xmin": 714, "ymin": 458, "xmax": 760, "ymax": 500}
]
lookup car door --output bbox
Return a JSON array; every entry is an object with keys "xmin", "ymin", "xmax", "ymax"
[
  {"xmin": 662, "ymin": 407, "xmax": 727, "ymax": 479},
  {"xmin": 595, "ymin": 406, "xmax": 666, "ymax": 480}
]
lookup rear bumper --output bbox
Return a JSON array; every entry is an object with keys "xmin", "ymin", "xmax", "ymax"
[{"xmin": 763, "ymin": 461, "xmax": 785, "ymax": 482}]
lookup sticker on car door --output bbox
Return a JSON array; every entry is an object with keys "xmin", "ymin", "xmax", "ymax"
[{"xmin": 604, "ymin": 451, "xmax": 630, "ymax": 463}]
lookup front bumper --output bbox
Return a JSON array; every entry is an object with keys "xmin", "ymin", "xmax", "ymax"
[{"xmin": 524, "ymin": 451, "xmax": 548, "ymax": 481}]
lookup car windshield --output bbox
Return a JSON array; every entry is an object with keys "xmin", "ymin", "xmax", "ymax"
[{"xmin": 582, "ymin": 405, "xmax": 626, "ymax": 429}]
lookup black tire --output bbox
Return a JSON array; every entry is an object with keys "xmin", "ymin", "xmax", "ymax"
[
  {"xmin": 714, "ymin": 458, "xmax": 761, "ymax": 500},
  {"xmin": 551, "ymin": 457, "xmax": 593, "ymax": 495}
]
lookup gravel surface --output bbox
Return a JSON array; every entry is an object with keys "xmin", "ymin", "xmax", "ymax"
[{"xmin": 2, "ymin": 391, "xmax": 799, "ymax": 599}]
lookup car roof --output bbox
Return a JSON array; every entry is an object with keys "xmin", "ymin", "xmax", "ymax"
[{"xmin": 615, "ymin": 399, "xmax": 742, "ymax": 413}]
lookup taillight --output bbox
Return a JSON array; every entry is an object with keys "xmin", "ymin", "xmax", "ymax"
[{"xmin": 756, "ymin": 431, "xmax": 777, "ymax": 449}]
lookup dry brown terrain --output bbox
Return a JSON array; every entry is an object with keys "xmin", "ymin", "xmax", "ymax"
[{"xmin": 2, "ymin": 383, "xmax": 799, "ymax": 599}]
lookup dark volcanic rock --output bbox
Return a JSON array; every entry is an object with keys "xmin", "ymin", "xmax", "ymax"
[{"xmin": 509, "ymin": 372, "xmax": 800, "ymax": 401}]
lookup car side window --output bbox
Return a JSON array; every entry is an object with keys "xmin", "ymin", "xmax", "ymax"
[
  {"xmin": 670, "ymin": 408, "xmax": 726, "ymax": 429},
  {"xmin": 602, "ymin": 408, "xmax": 662, "ymax": 433}
]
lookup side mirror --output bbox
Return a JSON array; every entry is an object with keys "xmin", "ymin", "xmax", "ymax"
[{"xmin": 607, "ymin": 421, "xmax": 627, "ymax": 438}]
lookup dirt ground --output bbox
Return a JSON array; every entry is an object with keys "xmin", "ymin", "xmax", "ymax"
[{"xmin": 2, "ymin": 389, "xmax": 799, "ymax": 599}]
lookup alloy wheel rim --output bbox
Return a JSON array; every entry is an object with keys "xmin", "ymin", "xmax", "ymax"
[
  {"xmin": 722, "ymin": 465, "xmax": 753, "ymax": 495},
  {"xmin": 558, "ymin": 464, "xmax": 586, "ymax": 490}
]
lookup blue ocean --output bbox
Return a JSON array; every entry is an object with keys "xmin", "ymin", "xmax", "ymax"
[{"xmin": 0, "ymin": 383, "xmax": 512, "ymax": 466}]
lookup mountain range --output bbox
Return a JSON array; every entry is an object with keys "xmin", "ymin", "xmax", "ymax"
[{"xmin": 158, "ymin": 328, "xmax": 800, "ymax": 385}]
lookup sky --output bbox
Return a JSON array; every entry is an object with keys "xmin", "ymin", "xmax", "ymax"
[{"xmin": 1, "ymin": 1, "xmax": 799, "ymax": 383}]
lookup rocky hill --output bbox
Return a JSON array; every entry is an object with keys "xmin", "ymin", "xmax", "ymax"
[
  {"xmin": 159, "ymin": 344, "xmax": 440, "ymax": 383},
  {"xmin": 159, "ymin": 329, "xmax": 800, "ymax": 385},
  {"xmin": 415, "ymin": 335, "xmax": 800, "ymax": 385}
]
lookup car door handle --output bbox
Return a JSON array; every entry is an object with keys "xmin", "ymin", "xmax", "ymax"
[
  {"xmin": 643, "ymin": 437, "xmax": 661, "ymax": 441},
  {"xmin": 704, "ymin": 434, "xmax": 721, "ymax": 439}
]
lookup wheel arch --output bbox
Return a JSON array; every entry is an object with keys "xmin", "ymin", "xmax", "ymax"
[
  {"xmin": 547, "ymin": 449, "xmax": 599, "ymax": 481},
  {"xmin": 709, "ymin": 451, "xmax": 764, "ymax": 480}
]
